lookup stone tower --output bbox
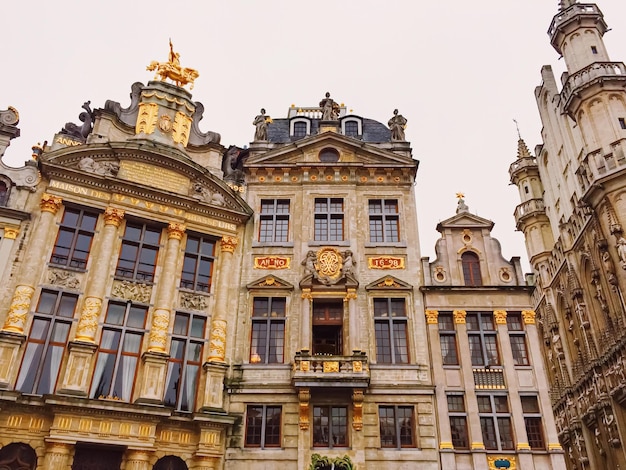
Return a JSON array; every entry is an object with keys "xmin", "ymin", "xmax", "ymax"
[{"xmin": 512, "ymin": 1, "xmax": 626, "ymax": 468}]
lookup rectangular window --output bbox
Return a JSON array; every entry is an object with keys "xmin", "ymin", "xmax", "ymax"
[
  {"xmin": 250, "ymin": 297, "xmax": 286, "ymax": 364},
  {"xmin": 164, "ymin": 312, "xmax": 206, "ymax": 412},
  {"xmin": 50, "ymin": 207, "xmax": 98, "ymax": 269},
  {"xmin": 245, "ymin": 405, "xmax": 282, "ymax": 448},
  {"xmin": 507, "ymin": 312, "xmax": 530, "ymax": 366},
  {"xmin": 115, "ymin": 222, "xmax": 161, "ymax": 282},
  {"xmin": 467, "ymin": 313, "xmax": 500, "ymax": 366},
  {"xmin": 522, "ymin": 396, "xmax": 545, "ymax": 449},
  {"xmin": 619, "ymin": 118, "xmax": 626, "ymax": 130},
  {"xmin": 16, "ymin": 290, "xmax": 77, "ymax": 394},
  {"xmin": 438, "ymin": 312, "xmax": 459, "ymax": 365},
  {"xmin": 90, "ymin": 302, "xmax": 148, "ymax": 401},
  {"xmin": 374, "ymin": 298, "xmax": 409, "ymax": 364},
  {"xmin": 313, "ymin": 406, "xmax": 348, "ymax": 448},
  {"xmin": 259, "ymin": 199, "xmax": 290, "ymax": 243},
  {"xmin": 379, "ymin": 406, "xmax": 415, "ymax": 448},
  {"xmin": 180, "ymin": 234, "xmax": 216, "ymax": 292},
  {"xmin": 369, "ymin": 199, "xmax": 399, "ymax": 243},
  {"xmin": 591, "ymin": 45, "xmax": 598, "ymax": 54},
  {"xmin": 447, "ymin": 395, "xmax": 469, "ymax": 449},
  {"xmin": 478, "ymin": 395, "xmax": 514, "ymax": 450},
  {"xmin": 314, "ymin": 198, "xmax": 344, "ymax": 241},
  {"xmin": 312, "ymin": 300, "xmax": 343, "ymax": 355}
]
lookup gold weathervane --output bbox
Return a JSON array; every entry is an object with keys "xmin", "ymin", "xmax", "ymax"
[
  {"xmin": 456, "ymin": 192, "xmax": 465, "ymax": 199},
  {"xmin": 146, "ymin": 40, "xmax": 199, "ymax": 90}
]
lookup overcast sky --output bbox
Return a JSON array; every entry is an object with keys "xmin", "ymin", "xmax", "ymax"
[{"xmin": 3, "ymin": 1, "xmax": 626, "ymax": 270}]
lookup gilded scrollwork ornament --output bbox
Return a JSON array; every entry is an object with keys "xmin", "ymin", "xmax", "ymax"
[
  {"xmin": 148, "ymin": 308, "xmax": 170, "ymax": 352},
  {"xmin": 2, "ymin": 285, "xmax": 35, "ymax": 333},
  {"xmin": 220, "ymin": 236, "xmax": 238, "ymax": 253},
  {"xmin": 40, "ymin": 193, "xmax": 63, "ymax": 214},
  {"xmin": 208, "ymin": 320, "xmax": 227, "ymax": 362},
  {"xmin": 75, "ymin": 296, "xmax": 102, "ymax": 342},
  {"xmin": 104, "ymin": 207, "xmax": 125, "ymax": 227}
]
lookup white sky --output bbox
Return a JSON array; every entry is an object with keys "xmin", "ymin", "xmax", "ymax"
[{"xmin": 3, "ymin": 1, "xmax": 626, "ymax": 271}]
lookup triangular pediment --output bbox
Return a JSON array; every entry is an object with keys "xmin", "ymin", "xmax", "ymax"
[
  {"xmin": 436, "ymin": 211, "xmax": 494, "ymax": 232},
  {"xmin": 247, "ymin": 275, "xmax": 294, "ymax": 290},
  {"xmin": 246, "ymin": 132, "xmax": 416, "ymax": 169},
  {"xmin": 365, "ymin": 275, "xmax": 414, "ymax": 291},
  {"xmin": 39, "ymin": 141, "xmax": 253, "ymax": 223}
]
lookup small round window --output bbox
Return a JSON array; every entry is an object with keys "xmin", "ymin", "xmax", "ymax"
[{"xmin": 319, "ymin": 148, "xmax": 340, "ymax": 163}]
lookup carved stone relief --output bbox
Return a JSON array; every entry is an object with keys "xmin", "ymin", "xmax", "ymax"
[
  {"xmin": 47, "ymin": 269, "xmax": 81, "ymax": 289},
  {"xmin": 111, "ymin": 280, "xmax": 152, "ymax": 303},
  {"xmin": 179, "ymin": 292, "xmax": 209, "ymax": 311}
]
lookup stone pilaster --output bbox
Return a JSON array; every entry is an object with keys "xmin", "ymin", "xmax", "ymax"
[
  {"xmin": 147, "ymin": 222, "xmax": 185, "ymax": 352},
  {"xmin": 75, "ymin": 206, "xmax": 125, "ymax": 342},
  {"xmin": 207, "ymin": 236, "xmax": 237, "ymax": 362},
  {"xmin": 2, "ymin": 194, "xmax": 62, "ymax": 334},
  {"xmin": 0, "ymin": 331, "xmax": 26, "ymax": 388},
  {"xmin": 43, "ymin": 442, "xmax": 72, "ymax": 469},
  {"xmin": 57, "ymin": 341, "xmax": 97, "ymax": 396},
  {"xmin": 345, "ymin": 288, "xmax": 358, "ymax": 351},
  {"xmin": 135, "ymin": 351, "xmax": 169, "ymax": 405},
  {"xmin": 300, "ymin": 289, "xmax": 312, "ymax": 351},
  {"xmin": 200, "ymin": 362, "xmax": 228, "ymax": 410}
]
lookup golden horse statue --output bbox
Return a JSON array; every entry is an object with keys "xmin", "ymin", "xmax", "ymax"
[{"xmin": 146, "ymin": 40, "xmax": 199, "ymax": 90}]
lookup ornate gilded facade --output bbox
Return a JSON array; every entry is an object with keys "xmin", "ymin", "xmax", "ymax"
[{"xmin": 511, "ymin": 1, "xmax": 626, "ymax": 468}]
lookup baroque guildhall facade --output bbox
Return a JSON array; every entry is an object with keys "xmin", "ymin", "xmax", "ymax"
[
  {"xmin": 510, "ymin": 0, "xmax": 626, "ymax": 469},
  {"xmin": 0, "ymin": 11, "xmax": 574, "ymax": 470}
]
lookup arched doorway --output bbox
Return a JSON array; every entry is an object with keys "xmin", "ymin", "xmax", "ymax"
[
  {"xmin": 153, "ymin": 456, "xmax": 188, "ymax": 470},
  {"xmin": 0, "ymin": 442, "xmax": 37, "ymax": 470}
]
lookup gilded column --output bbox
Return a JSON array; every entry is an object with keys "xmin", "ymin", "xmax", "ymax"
[
  {"xmin": 2, "ymin": 193, "xmax": 62, "ymax": 333},
  {"xmin": 75, "ymin": 207, "xmax": 125, "ymax": 342},
  {"xmin": 147, "ymin": 222, "xmax": 186, "ymax": 352},
  {"xmin": 125, "ymin": 450, "xmax": 152, "ymax": 470},
  {"xmin": 345, "ymin": 288, "xmax": 358, "ymax": 352},
  {"xmin": 43, "ymin": 442, "xmax": 72, "ymax": 469},
  {"xmin": 301, "ymin": 289, "xmax": 312, "ymax": 351},
  {"xmin": 207, "ymin": 236, "xmax": 238, "ymax": 362},
  {"xmin": 202, "ymin": 236, "xmax": 237, "ymax": 411}
]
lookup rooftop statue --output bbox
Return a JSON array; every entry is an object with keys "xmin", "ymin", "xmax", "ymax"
[
  {"xmin": 388, "ymin": 109, "xmax": 407, "ymax": 141},
  {"xmin": 147, "ymin": 40, "xmax": 199, "ymax": 90},
  {"xmin": 319, "ymin": 92, "xmax": 340, "ymax": 121},
  {"xmin": 60, "ymin": 101, "xmax": 94, "ymax": 140},
  {"xmin": 253, "ymin": 108, "xmax": 272, "ymax": 141}
]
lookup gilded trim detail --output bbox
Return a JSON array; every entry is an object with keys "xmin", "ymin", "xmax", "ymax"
[
  {"xmin": 425, "ymin": 310, "xmax": 439, "ymax": 324},
  {"xmin": 453, "ymin": 310, "xmax": 466, "ymax": 324}
]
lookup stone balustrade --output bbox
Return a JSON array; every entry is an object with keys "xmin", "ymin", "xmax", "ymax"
[{"xmin": 292, "ymin": 350, "xmax": 370, "ymax": 388}]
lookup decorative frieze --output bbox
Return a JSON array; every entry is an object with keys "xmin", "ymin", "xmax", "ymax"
[{"xmin": 111, "ymin": 280, "xmax": 152, "ymax": 304}]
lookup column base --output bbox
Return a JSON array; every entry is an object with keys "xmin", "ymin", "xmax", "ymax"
[
  {"xmin": 57, "ymin": 341, "xmax": 98, "ymax": 396},
  {"xmin": 136, "ymin": 351, "xmax": 169, "ymax": 404}
]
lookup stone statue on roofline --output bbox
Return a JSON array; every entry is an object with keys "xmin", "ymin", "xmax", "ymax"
[
  {"xmin": 60, "ymin": 101, "xmax": 94, "ymax": 140},
  {"xmin": 253, "ymin": 108, "xmax": 271, "ymax": 141},
  {"xmin": 319, "ymin": 92, "xmax": 340, "ymax": 121},
  {"xmin": 388, "ymin": 109, "xmax": 407, "ymax": 141}
]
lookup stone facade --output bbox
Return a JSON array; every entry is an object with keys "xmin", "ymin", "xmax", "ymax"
[
  {"xmin": 422, "ymin": 199, "xmax": 566, "ymax": 469},
  {"xmin": 511, "ymin": 1, "xmax": 626, "ymax": 469}
]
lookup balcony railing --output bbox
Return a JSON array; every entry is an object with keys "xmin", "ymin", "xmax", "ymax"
[
  {"xmin": 292, "ymin": 350, "xmax": 370, "ymax": 388},
  {"xmin": 549, "ymin": 4, "xmax": 603, "ymax": 37},
  {"xmin": 473, "ymin": 368, "xmax": 506, "ymax": 389},
  {"xmin": 562, "ymin": 62, "xmax": 626, "ymax": 114},
  {"xmin": 514, "ymin": 198, "xmax": 546, "ymax": 228},
  {"xmin": 508, "ymin": 157, "xmax": 538, "ymax": 179}
]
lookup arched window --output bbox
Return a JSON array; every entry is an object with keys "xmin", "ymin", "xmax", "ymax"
[
  {"xmin": 462, "ymin": 252, "xmax": 482, "ymax": 286},
  {"xmin": 153, "ymin": 456, "xmax": 188, "ymax": 470},
  {"xmin": 0, "ymin": 442, "xmax": 37, "ymax": 470},
  {"xmin": 0, "ymin": 181, "xmax": 8, "ymax": 206}
]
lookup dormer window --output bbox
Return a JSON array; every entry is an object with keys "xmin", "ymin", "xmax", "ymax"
[
  {"xmin": 290, "ymin": 118, "xmax": 311, "ymax": 140},
  {"xmin": 341, "ymin": 117, "xmax": 362, "ymax": 138}
]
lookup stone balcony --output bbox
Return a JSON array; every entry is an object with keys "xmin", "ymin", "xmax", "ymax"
[
  {"xmin": 514, "ymin": 198, "xmax": 546, "ymax": 229},
  {"xmin": 292, "ymin": 350, "xmax": 370, "ymax": 388},
  {"xmin": 549, "ymin": 4, "xmax": 607, "ymax": 46},
  {"xmin": 562, "ymin": 61, "xmax": 626, "ymax": 117}
]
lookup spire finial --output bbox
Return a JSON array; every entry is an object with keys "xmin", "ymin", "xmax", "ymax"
[
  {"xmin": 513, "ymin": 120, "xmax": 533, "ymax": 160},
  {"xmin": 559, "ymin": 0, "xmax": 577, "ymax": 11},
  {"xmin": 513, "ymin": 119, "xmax": 521, "ymax": 139}
]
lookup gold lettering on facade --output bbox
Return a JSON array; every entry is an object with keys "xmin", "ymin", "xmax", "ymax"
[
  {"xmin": 55, "ymin": 136, "xmax": 83, "ymax": 147},
  {"xmin": 118, "ymin": 161, "xmax": 189, "ymax": 194},
  {"xmin": 49, "ymin": 181, "xmax": 110, "ymax": 201},
  {"xmin": 368, "ymin": 256, "xmax": 405, "ymax": 270},
  {"xmin": 254, "ymin": 256, "xmax": 290, "ymax": 269}
]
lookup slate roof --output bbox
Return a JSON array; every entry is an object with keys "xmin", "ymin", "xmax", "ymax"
[{"xmin": 267, "ymin": 116, "xmax": 391, "ymax": 144}]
